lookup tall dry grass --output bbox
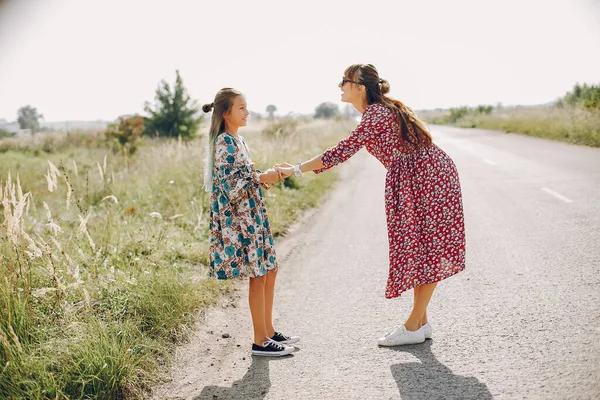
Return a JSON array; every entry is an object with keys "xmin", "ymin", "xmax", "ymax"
[{"xmin": 0, "ymin": 118, "xmax": 354, "ymax": 398}]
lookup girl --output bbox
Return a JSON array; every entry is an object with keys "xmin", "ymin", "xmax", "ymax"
[
  {"xmin": 203, "ymin": 88, "xmax": 298, "ymax": 356},
  {"xmin": 277, "ymin": 64, "xmax": 466, "ymax": 346}
]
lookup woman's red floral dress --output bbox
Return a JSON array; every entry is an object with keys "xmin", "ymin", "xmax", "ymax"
[{"xmin": 314, "ymin": 103, "xmax": 466, "ymax": 298}]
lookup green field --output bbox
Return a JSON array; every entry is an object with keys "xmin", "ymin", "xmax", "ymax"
[
  {"xmin": 420, "ymin": 83, "xmax": 600, "ymax": 148},
  {"xmin": 0, "ymin": 119, "xmax": 352, "ymax": 399},
  {"xmin": 421, "ymin": 107, "xmax": 600, "ymax": 147}
]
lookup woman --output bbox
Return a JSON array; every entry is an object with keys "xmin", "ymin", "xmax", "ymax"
[{"xmin": 277, "ymin": 64, "xmax": 466, "ymax": 346}]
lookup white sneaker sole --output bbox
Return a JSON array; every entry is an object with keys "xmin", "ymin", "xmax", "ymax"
[
  {"xmin": 278, "ymin": 337, "xmax": 300, "ymax": 345},
  {"xmin": 377, "ymin": 337, "xmax": 426, "ymax": 346}
]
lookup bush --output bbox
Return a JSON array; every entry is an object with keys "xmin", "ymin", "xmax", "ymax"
[
  {"xmin": 476, "ymin": 105, "xmax": 493, "ymax": 114},
  {"xmin": 0, "ymin": 129, "xmax": 12, "ymax": 138},
  {"xmin": 557, "ymin": 83, "xmax": 600, "ymax": 111},
  {"xmin": 448, "ymin": 107, "xmax": 469, "ymax": 122},
  {"xmin": 261, "ymin": 118, "xmax": 299, "ymax": 138},
  {"xmin": 105, "ymin": 115, "xmax": 144, "ymax": 155},
  {"xmin": 314, "ymin": 102, "xmax": 340, "ymax": 119}
]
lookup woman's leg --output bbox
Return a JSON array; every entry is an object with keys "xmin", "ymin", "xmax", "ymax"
[
  {"xmin": 405, "ymin": 282, "xmax": 437, "ymax": 331},
  {"xmin": 413, "ymin": 285, "xmax": 429, "ymax": 327},
  {"xmin": 264, "ymin": 270, "xmax": 278, "ymax": 338},
  {"xmin": 249, "ymin": 275, "xmax": 269, "ymax": 345}
]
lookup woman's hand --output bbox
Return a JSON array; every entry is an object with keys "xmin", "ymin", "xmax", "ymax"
[{"xmin": 274, "ymin": 162, "xmax": 294, "ymax": 178}]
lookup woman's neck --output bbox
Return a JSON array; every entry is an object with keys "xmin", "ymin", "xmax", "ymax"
[{"xmin": 353, "ymin": 99, "xmax": 369, "ymax": 114}]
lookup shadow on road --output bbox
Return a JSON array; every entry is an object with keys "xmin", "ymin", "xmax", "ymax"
[
  {"xmin": 388, "ymin": 340, "xmax": 492, "ymax": 400},
  {"xmin": 194, "ymin": 353, "xmax": 293, "ymax": 400}
]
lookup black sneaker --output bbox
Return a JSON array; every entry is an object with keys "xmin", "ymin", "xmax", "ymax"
[
  {"xmin": 251, "ymin": 339, "xmax": 294, "ymax": 357},
  {"xmin": 271, "ymin": 331, "xmax": 300, "ymax": 345}
]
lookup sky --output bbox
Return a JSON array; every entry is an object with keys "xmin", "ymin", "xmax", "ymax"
[{"xmin": 0, "ymin": 0, "xmax": 599, "ymax": 122}]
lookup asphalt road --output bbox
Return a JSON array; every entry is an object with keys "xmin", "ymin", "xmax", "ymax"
[{"xmin": 153, "ymin": 126, "xmax": 600, "ymax": 400}]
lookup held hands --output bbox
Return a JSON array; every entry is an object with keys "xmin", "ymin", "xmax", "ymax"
[
  {"xmin": 262, "ymin": 168, "xmax": 281, "ymax": 185},
  {"xmin": 261, "ymin": 162, "xmax": 295, "ymax": 185},
  {"xmin": 274, "ymin": 162, "xmax": 294, "ymax": 179}
]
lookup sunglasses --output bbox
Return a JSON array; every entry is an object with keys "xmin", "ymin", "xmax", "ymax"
[{"xmin": 339, "ymin": 77, "xmax": 359, "ymax": 87}]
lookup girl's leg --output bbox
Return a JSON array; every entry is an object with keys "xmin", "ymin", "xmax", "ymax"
[
  {"xmin": 404, "ymin": 282, "xmax": 437, "ymax": 331},
  {"xmin": 264, "ymin": 270, "xmax": 278, "ymax": 338},
  {"xmin": 249, "ymin": 275, "xmax": 269, "ymax": 345}
]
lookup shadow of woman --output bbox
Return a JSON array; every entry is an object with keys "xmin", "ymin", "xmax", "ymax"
[
  {"xmin": 389, "ymin": 340, "xmax": 492, "ymax": 400},
  {"xmin": 195, "ymin": 353, "xmax": 293, "ymax": 400}
]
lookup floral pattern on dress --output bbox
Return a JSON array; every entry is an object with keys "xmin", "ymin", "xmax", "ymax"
[
  {"xmin": 314, "ymin": 103, "xmax": 466, "ymax": 298},
  {"xmin": 209, "ymin": 133, "xmax": 278, "ymax": 279}
]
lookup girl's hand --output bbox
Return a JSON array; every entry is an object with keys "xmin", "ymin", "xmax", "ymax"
[{"xmin": 262, "ymin": 168, "xmax": 280, "ymax": 184}]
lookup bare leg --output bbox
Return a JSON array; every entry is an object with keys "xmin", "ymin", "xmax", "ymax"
[
  {"xmin": 249, "ymin": 275, "xmax": 269, "ymax": 345},
  {"xmin": 264, "ymin": 270, "xmax": 278, "ymax": 337},
  {"xmin": 405, "ymin": 282, "xmax": 438, "ymax": 331},
  {"xmin": 413, "ymin": 285, "xmax": 429, "ymax": 327}
]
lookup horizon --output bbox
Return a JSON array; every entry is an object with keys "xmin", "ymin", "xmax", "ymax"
[{"xmin": 1, "ymin": 0, "xmax": 599, "ymax": 122}]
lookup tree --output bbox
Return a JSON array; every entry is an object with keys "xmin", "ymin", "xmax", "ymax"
[
  {"xmin": 266, "ymin": 104, "xmax": 277, "ymax": 119},
  {"xmin": 17, "ymin": 105, "xmax": 43, "ymax": 133},
  {"xmin": 314, "ymin": 102, "xmax": 340, "ymax": 119},
  {"xmin": 475, "ymin": 105, "xmax": 493, "ymax": 114},
  {"xmin": 556, "ymin": 83, "xmax": 600, "ymax": 111},
  {"xmin": 144, "ymin": 70, "xmax": 201, "ymax": 138}
]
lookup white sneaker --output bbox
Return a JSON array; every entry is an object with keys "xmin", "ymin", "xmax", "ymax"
[
  {"xmin": 422, "ymin": 322, "xmax": 432, "ymax": 339},
  {"xmin": 377, "ymin": 325, "xmax": 425, "ymax": 346}
]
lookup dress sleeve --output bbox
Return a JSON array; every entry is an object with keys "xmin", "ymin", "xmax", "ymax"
[
  {"xmin": 313, "ymin": 106, "xmax": 376, "ymax": 174},
  {"xmin": 214, "ymin": 134, "xmax": 261, "ymax": 204}
]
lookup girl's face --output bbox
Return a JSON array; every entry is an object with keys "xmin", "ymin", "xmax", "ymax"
[
  {"xmin": 339, "ymin": 75, "xmax": 364, "ymax": 104},
  {"xmin": 224, "ymin": 95, "xmax": 249, "ymax": 129}
]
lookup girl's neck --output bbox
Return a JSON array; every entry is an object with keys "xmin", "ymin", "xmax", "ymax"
[{"xmin": 224, "ymin": 123, "xmax": 239, "ymax": 136}]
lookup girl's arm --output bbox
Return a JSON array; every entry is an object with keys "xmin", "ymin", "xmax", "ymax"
[{"xmin": 215, "ymin": 135, "xmax": 280, "ymax": 203}]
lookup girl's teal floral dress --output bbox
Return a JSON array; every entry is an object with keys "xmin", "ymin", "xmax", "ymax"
[{"xmin": 209, "ymin": 132, "xmax": 278, "ymax": 279}]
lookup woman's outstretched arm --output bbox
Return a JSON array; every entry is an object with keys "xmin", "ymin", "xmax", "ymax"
[{"xmin": 298, "ymin": 154, "xmax": 325, "ymax": 173}]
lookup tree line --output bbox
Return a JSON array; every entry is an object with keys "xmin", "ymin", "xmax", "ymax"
[{"xmin": 5, "ymin": 71, "xmax": 353, "ymax": 140}]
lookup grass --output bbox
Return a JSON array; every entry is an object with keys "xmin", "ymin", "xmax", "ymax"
[
  {"xmin": 0, "ymin": 118, "xmax": 354, "ymax": 399},
  {"xmin": 421, "ymin": 106, "xmax": 600, "ymax": 148}
]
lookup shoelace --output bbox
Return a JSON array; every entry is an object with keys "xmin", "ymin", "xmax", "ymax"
[
  {"xmin": 275, "ymin": 332, "xmax": 290, "ymax": 340},
  {"xmin": 262, "ymin": 338, "xmax": 285, "ymax": 350}
]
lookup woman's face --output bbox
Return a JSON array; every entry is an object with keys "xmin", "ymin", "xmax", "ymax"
[
  {"xmin": 339, "ymin": 75, "xmax": 363, "ymax": 104},
  {"xmin": 224, "ymin": 95, "xmax": 249, "ymax": 128}
]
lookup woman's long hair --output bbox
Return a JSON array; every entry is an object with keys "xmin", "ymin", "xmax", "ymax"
[
  {"xmin": 202, "ymin": 88, "xmax": 243, "ymax": 191},
  {"xmin": 345, "ymin": 64, "xmax": 432, "ymax": 146}
]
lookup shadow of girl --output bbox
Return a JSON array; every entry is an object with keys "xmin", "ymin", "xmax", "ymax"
[
  {"xmin": 389, "ymin": 341, "xmax": 492, "ymax": 400},
  {"xmin": 195, "ymin": 355, "xmax": 291, "ymax": 400}
]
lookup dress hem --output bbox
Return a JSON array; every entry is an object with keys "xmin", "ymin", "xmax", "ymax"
[{"xmin": 384, "ymin": 265, "xmax": 465, "ymax": 299}]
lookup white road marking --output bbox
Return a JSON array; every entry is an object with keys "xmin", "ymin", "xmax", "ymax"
[
  {"xmin": 541, "ymin": 187, "xmax": 574, "ymax": 203},
  {"xmin": 483, "ymin": 158, "xmax": 498, "ymax": 166}
]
